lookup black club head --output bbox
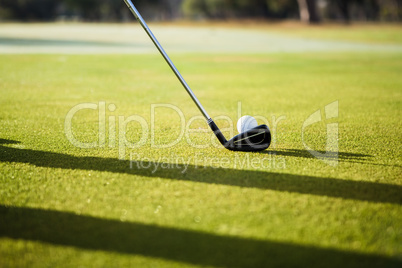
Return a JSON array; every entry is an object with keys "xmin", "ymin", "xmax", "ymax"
[{"xmin": 224, "ymin": 125, "xmax": 271, "ymax": 152}]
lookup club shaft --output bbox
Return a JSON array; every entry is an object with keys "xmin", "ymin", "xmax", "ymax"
[{"xmin": 123, "ymin": 0, "xmax": 210, "ymax": 120}]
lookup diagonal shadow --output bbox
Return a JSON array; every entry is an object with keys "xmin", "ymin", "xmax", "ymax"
[
  {"xmin": 0, "ymin": 139, "xmax": 401, "ymax": 204},
  {"xmin": 0, "ymin": 205, "xmax": 400, "ymax": 268},
  {"xmin": 0, "ymin": 138, "xmax": 20, "ymax": 145}
]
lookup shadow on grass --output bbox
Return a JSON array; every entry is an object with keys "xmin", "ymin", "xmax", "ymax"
[
  {"xmin": 0, "ymin": 205, "xmax": 400, "ymax": 268},
  {"xmin": 0, "ymin": 139, "xmax": 401, "ymax": 204},
  {"xmin": 267, "ymin": 149, "xmax": 372, "ymax": 161},
  {"xmin": 266, "ymin": 149, "xmax": 400, "ymax": 167},
  {"xmin": 0, "ymin": 139, "xmax": 21, "ymax": 145}
]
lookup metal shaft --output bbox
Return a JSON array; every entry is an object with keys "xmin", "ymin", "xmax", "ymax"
[{"xmin": 123, "ymin": 0, "xmax": 210, "ymax": 120}]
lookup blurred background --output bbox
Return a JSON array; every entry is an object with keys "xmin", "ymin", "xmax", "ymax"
[{"xmin": 0, "ymin": 0, "xmax": 400, "ymax": 23}]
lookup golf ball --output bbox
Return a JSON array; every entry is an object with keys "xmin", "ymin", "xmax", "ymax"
[{"xmin": 237, "ymin": 115, "xmax": 258, "ymax": 134}]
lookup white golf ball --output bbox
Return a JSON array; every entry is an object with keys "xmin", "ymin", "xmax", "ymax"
[{"xmin": 237, "ymin": 115, "xmax": 258, "ymax": 133}]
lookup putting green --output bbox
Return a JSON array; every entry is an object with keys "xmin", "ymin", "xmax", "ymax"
[{"xmin": 0, "ymin": 23, "xmax": 401, "ymax": 267}]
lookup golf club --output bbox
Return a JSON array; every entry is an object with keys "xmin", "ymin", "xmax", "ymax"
[{"xmin": 123, "ymin": 0, "xmax": 271, "ymax": 152}]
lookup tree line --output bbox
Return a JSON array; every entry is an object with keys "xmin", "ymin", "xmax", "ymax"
[{"xmin": 0, "ymin": 0, "xmax": 400, "ymax": 23}]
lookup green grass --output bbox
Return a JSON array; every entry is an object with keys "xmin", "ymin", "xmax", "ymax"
[
  {"xmin": 232, "ymin": 22, "xmax": 402, "ymax": 45},
  {"xmin": 175, "ymin": 21, "xmax": 402, "ymax": 44},
  {"xmin": 273, "ymin": 23, "xmax": 402, "ymax": 45},
  {"xmin": 0, "ymin": 50, "xmax": 401, "ymax": 267}
]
